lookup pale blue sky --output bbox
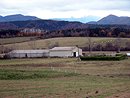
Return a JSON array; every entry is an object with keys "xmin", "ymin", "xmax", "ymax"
[{"xmin": 0, "ymin": 0, "xmax": 130, "ymax": 19}]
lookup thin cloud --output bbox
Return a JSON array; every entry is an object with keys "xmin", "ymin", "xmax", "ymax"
[{"xmin": 0, "ymin": 0, "xmax": 130, "ymax": 18}]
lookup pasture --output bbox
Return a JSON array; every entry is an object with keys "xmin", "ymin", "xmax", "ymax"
[
  {"xmin": 0, "ymin": 37, "xmax": 35, "ymax": 45},
  {"xmin": 0, "ymin": 58, "xmax": 130, "ymax": 98},
  {"xmin": 2, "ymin": 37, "xmax": 130, "ymax": 49}
]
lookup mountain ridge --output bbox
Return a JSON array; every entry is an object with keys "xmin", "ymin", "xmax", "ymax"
[
  {"xmin": 93, "ymin": 15, "xmax": 130, "ymax": 25},
  {"xmin": 52, "ymin": 16, "xmax": 100, "ymax": 23},
  {"xmin": 0, "ymin": 19, "xmax": 88, "ymax": 30},
  {"xmin": 0, "ymin": 14, "xmax": 130, "ymax": 25},
  {"xmin": 0, "ymin": 14, "xmax": 40, "ymax": 22},
  {"xmin": 0, "ymin": 14, "xmax": 130, "ymax": 30}
]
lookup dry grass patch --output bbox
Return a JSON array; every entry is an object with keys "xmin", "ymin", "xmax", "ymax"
[
  {"xmin": 3, "ymin": 37, "xmax": 130, "ymax": 49},
  {"xmin": 0, "ymin": 58, "xmax": 130, "ymax": 98}
]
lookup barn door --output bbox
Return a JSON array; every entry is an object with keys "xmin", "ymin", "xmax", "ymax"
[
  {"xmin": 73, "ymin": 52, "xmax": 76, "ymax": 57},
  {"xmin": 25, "ymin": 53, "xmax": 28, "ymax": 58}
]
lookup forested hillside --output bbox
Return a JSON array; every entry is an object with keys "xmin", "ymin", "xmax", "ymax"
[{"xmin": 0, "ymin": 19, "xmax": 130, "ymax": 38}]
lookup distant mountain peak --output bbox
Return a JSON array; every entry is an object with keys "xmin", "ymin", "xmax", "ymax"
[
  {"xmin": 0, "ymin": 14, "xmax": 40, "ymax": 22},
  {"xmin": 6, "ymin": 14, "xmax": 23, "ymax": 16},
  {"xmin": 52, "ymin": 16, "xmax": 100, "ymax": 23},
  {"xmin": 107, "ymin": 14, "xmax": 118, "ymax": 17},
  {"xmin": 96, "ymin": 14, "xmax": 130, "ymax": 25}
]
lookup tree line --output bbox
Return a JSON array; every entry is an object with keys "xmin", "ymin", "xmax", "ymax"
[
  {"xmin": 82, "ymin": 39, "xmax": 130, "ymax": 52},
  {"xmin": 0, "ymin": 25, "xmax": 130, "ymax": 38},
  {"xmin": 44, "ymin": 27, "xmax": 130, "ymax": 38}
]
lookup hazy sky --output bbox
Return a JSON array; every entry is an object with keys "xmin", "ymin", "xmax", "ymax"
[{"xmin": 0, "ymin": 0, "xmax": 130, "ymax": 19}]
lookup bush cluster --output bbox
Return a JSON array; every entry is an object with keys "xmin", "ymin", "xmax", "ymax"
[{"xmin": 80, "ymin": 54, "xmax": 127, "ymax": 61}]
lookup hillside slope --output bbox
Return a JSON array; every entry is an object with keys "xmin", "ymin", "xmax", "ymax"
[
  {"xmin": 0, "ymin": 14, "xmax": 40, "ymax": 22},
  {"xmin": 3, "ymin": 37, "xmax": 130, "ymax": 50},
  {"xmin": 97, "ymin": 15, "xmax": 130, "ymax": 25},
  {"xmin": 0, "ymin": 20, "xmax": 87, "ymax": 31}
]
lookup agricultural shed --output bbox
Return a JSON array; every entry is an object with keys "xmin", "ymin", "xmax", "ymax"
[
  {"xmin": 49, "ymin": 46, "xmax": 82, "ymax": 57},
  {"xmin": 8, "ymin": 50, "xmax": 49, "ymax": 58},
  {"xmin": 126, "ymin": 53, "xmax": 130, "ymax": 57}
]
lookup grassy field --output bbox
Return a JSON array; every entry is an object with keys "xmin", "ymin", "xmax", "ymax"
[
  {"xmin": 0, "ymin": 37, "xmax": 35, "ymax": 45},
  {"xmin": 3, "ymin": 37, "xmax": 130, "ymax": 49},
  {"xmin": 0, "ymin": 58, "xmax": 130, "ymax": 98}
]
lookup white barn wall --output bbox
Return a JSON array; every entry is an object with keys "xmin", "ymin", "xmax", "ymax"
[
  {"xmin": 49, "ymin": 50, "xmax": 72, "ymax": 57},
  {"xmin": 72, "ymin": 47, "xmax": 82, "ymax": 57},
  {"xmin": 127, "ymin": 53, "xmax": 130, "ymax": 57},
  {"xmin": 10, "ymin": 53, "xmax": 26, "ymax": 58},
  {"xmin": 50, "ymin": 47, "xmax": 82, "ymax": 57},
  {"xmin": 8, "ymin": 47, "xmax": 82, "ymax": 58},
  {"xmin": 27, "ymin": 53, "xmax": 49, "ymax": 58},
  {"xmin": 78, "ymin": 48, "xmax": 82, "ymax": 56},
  {"xmin": 8, "ymin": 50, "xmax": 49, "ymax": 58}
]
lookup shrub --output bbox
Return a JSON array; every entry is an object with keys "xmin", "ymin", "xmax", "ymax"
[{"xmin": 80, "ymin": 54, "xmax": 127, "ymax": 61}]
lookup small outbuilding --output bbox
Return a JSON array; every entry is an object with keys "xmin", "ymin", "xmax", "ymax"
[
  {"xmin": 49, "ymin": 46, "xmax": 82, "ymax": 57},
  {"xmin": 8, "ymin": 50, "xmax": 49, "ymax": 58},
  {"xmin": 126, "ymin": 53, "xmax": 130, "ymax": 57}
]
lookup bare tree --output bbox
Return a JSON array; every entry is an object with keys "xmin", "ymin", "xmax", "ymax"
[
  {"xmin": 28, "ymin": 38, "xmax": 36, "ymax": 49},
  {"xmin": 88, "ymin": 36, "xmax": 93, "ymax": 54},
  {"xmin": 125, "ymin": 41, "xmax": 130, "ymax": 50},
  {"xmin": 45, "ymin": 40, "xmax": 51, "ymax": 49},
  {"xmin": 0, "ymin": 44, "xmax": 4, "ymax": 54},
  {"xmin": 49, "ymin": 41, "xmax": 59, "ymax": 48},
  {"xmin": 115, "ymin": 36, "xmax": 121, "ymax": 53},
  {"xmin": 45, "ymin": 41, "xmax": 59, "ymax": 49},
  {"xmin": 86, "ymin": 31, "xmax": 93, "ymax": 55},
  {"xmin": 13, "ymin": 38, "xmax": 16, "ymax": 50}
]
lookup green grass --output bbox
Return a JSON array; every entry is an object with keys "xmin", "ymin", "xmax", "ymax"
[
  {"xmin": 0, "ymin": 58, "xmax": 130, "ymax": 98},
  {"xmin": 0, "ymin": 74, "xmax": 130, "ymax": 98},
  {"xmin": 80, "ymin": 54, "xmax": 127, "ymax": 61},
  {"xmin": 0, "ymin": 69, "xmax": 78, "ymax": 80}
]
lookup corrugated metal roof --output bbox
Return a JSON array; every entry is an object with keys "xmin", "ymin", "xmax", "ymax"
[
  {"xmin": 10, "ymin": 50, "xmax": 49, "ymax": 54},
  {"xmin": 50, "ymin": 47, "xmax": 77, "ymax": 51},
  {"xmin": 9, "ymin": 47, "xmax": 80, "ymax": 53}
]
